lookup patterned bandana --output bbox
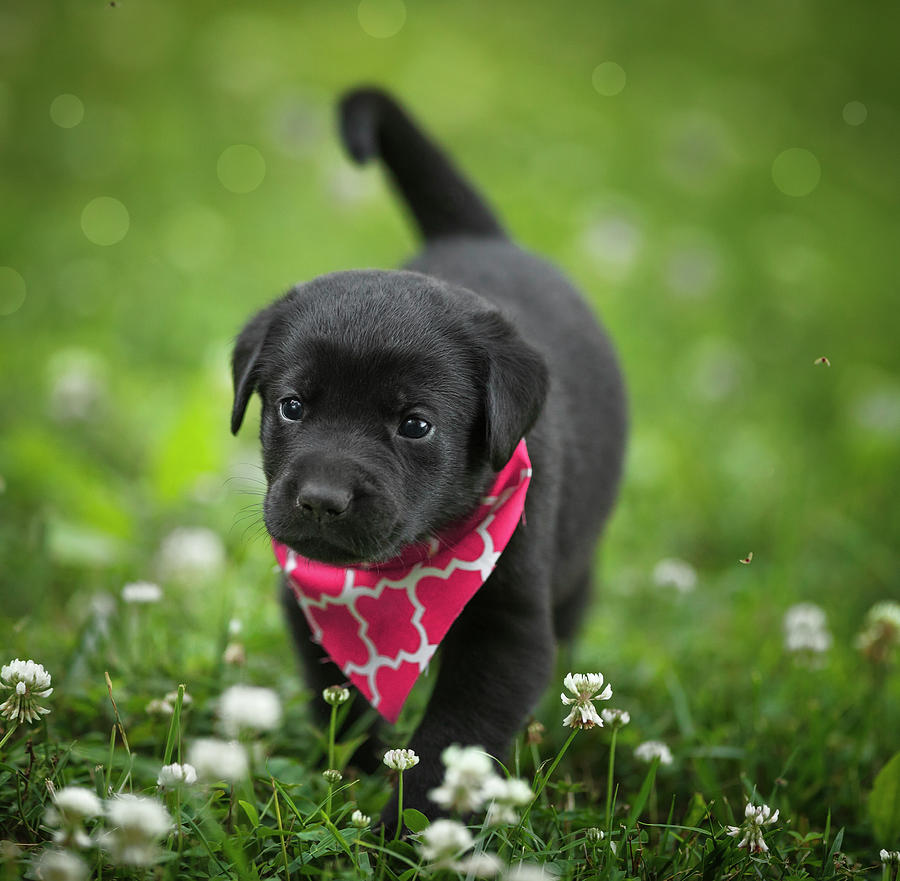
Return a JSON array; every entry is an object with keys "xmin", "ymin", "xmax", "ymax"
[{"xmin": 273, "ymin": 440, "xmax": 532, "ymax": 722}]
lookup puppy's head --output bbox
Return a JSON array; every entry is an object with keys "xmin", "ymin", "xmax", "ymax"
[{"xmin": 231, "ymin": 270, "xmax": 547, "ymax": 565}]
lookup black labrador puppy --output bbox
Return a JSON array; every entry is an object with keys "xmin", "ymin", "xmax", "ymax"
[{"xmin": 230, "ymin": 87, "xmax": 626, "ymax": 821}]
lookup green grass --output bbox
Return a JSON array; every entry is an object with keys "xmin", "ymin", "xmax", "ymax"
[{"xmin": 1, "ymin": 0, "xmax": 899, "ymax": 877}]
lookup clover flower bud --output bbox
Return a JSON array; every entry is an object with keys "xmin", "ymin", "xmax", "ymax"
[{"xmin": 322, "ymin": 685, "xmax": 350, "ymax": 706}]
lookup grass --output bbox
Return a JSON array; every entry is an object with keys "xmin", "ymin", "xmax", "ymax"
[{"xmin": 1, "ymin": 0, "xmax": 900, "ymax": 877}]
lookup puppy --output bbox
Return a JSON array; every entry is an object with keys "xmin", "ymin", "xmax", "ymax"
[{"xmin": 230, "ymin": 87, "xmax": 626, "ymax": 822}]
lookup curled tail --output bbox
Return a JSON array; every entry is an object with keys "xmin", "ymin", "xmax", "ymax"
[{"xmin": 338, "ymin": 87, "xmax": 507, "ymax": 242}]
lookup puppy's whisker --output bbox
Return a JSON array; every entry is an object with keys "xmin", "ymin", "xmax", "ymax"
[
  {"xmin": 238, "ymin": 519, "xmax": 269, "ymax": 548},
  {"xmin": 233, "ymin": 502, "xmax": 264, "ymax": 517},
  {"xmin": 234, "ymin": 511, "xmax": 262, "ymax": 523},
  {"xmin": 224, "ymin": 472, "xmax": 266, "ymax": 482}
]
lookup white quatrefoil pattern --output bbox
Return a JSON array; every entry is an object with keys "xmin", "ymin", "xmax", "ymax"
[{"xmin": 273, "ymin": 440, "xmax": 532, "ymax": 722}]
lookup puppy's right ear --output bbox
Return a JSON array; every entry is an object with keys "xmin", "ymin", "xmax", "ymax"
[{"xmin": 231, "ymin": 307, "xmax": 275, "ymax": 435}]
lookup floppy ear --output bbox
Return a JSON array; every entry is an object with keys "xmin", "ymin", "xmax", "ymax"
[
  {"xmin": 231, "ymin": 306, "xmax": 276, "ymax": 435},
  {"xmin": 480, "ymin": 311, "xmax": 549, "ymax": 470}
]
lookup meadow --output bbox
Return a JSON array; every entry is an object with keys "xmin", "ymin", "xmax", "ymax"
[{"xmin": 1, "ymin": 0, "xmax": 899, "ymax": 878}]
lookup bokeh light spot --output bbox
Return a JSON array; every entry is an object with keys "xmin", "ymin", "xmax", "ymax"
[
  {"xmin": 217, "ymin": 145, "xmax": 266, "ymax": 194},
  {"xmin": 842, "ymin": 101, "xmax": 867, "ymax": 126},
  {"xmin": 357, "ymin": 0, "xmax": 406, "ymax": 38},
  {"xmin": 772, "ymin": 148, "xmax": 821, "ymax": 197},
  {"xmin": 592, "ymin": 62, "xmax": 626, "ymax": 97},
  {"xmin": 81, "ymin": 197, "xmax": 130, "ymax": 245},
  {"xmin": 50, "ymin": 93, "xmax": 84, "ymax": 128},
  {"xmin": 581, "ymin": 206, "xmax": 644, "ymax": 280},
  {"xmin": 0, "ymin": 266, "xmax": 27, "ymax": 316}
]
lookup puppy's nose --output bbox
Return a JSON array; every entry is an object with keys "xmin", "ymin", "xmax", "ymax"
[{"xmin": 295, "ymin": 480, "xmax": 352, "ymax": 522}]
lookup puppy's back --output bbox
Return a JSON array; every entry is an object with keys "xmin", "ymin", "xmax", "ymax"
[
  {"xmin": 407, "ymin": 237, "xmax": 627, "ymax": 566},
  {"xmin": 340, "ymin": 87, "xmax": 627, "ymax": 575}
]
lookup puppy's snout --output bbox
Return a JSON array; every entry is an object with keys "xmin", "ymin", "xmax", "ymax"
[{"xmin": 294, "ymin": 480, "xmax": 353, "ymax": 523}]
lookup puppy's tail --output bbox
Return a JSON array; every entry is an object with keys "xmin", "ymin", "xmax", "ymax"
[{"xmin": 338, "ymin": 87, "xmax": 507, "ymax": 242}]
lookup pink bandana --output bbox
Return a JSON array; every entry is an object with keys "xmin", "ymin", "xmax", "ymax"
[{"xmin": 273, "ymin": 440, "xmax": 532, "ymax": 722}]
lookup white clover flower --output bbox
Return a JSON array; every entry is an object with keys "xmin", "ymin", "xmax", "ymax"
[
  {"xmin": 652, "ymin": 558, "xmax": 697, "ymax": 593},
  {"xmin": 47, "ymin": 349, "xmax": 106, "ymax": 424},
  {"xmin": 634, "ymin": 740, "xmax": 673, "ymax": 765},
  {"xmin": 560, "ymin": 672, "xmax": 613, "ymax": 729},
  {"xmin": 145, "ymin": 698, "xmax": 170, "ymax": 715},
  {"xmin": 223, "ymin": 642, "xmax": 246, "ymax": 666},
  {"xmin": 1, "ymin": 658, "xmax": 53, "ymax": 724},
  {"xmin": 857, "ymin": 600, "xmax": 900, "ymax": 664},
  {"xmin": 322, "ymin": 769, "xmax": 342, "ymax": 784},
  {"xmin": 868, "ymin": 601, "xmax": 900, "ymax": 631},
  {"xmin": 350, "ymin": 809, "xmax": 370, "ymax": 828},
  {"xmin": 726, "ymin": 802, "xmax": 779, "ymax": 854},
  {"xmin": 783, "ymin": 603, "xmax": 832, "ymax": 654},
  {"xmin": 429, "ymin": 745, "xmax": 496, "ymax": 812},
  {"xmin": 457, "ymin": 851, "xmax": 503, "ymax": 877},
  {"xmin": 481, "ymin": 776, "xmax": 533, "ymax": 825},
  {"xmin": 121, "ymin": 581, "xmax": 162, "ymax": 604},
  {"xmin": 585, "ymin": 827, "xmax": 605, "ymax": 843},
  {"xmin": 156, "ymin": 763, "xmax": 198, "ymax": 790},
  {"xmin": 168, "ymin": 689, "xmax": 192, "ymax": 708},
  {"xmin": 600, "ymin": 708, "xmax": 630, "ymax": 728},
  {"xmin": 417, "ymin": 818, "xmax": 474, "ymax": 868},
  {"xmin": 101, "ymin": 794, "xmax": 171, "ymax": 866},
  {"xmin": 51, "ymin": 786, "xmax": 102, "ymax": 820},
  {"xmin": 146, "ymin": 689, "xmax": 192, "ymax": 716},
  {"xmin": 45, "ymin": 786, "xmax": 102, "ymax": 849},
  {"xmin": 187, "ymin": 738, "xmax": 249, "ymax": 782},
  {"xmin": 218, "ymin": 684, "xmax": 282, "ymax": 736},
  {"xmin": 526, "ymin": 720, "xmax": 545, "ymax": 744},
  {"xmin": 34, "ymin": 848, "xmax": 88, "ymax": 881},
  {"xmin": 322, "ymin": 685, "xmax": 350, "ymax": 706},
  {"xmin": 158, "ymin": 526, "xmax": 225, "ymax": 581},
  {"xmin": 506, "ymin": 862, "xmax": 558, "ymax": 881},
  {"xmin": 881, "ymin": 850, "xmax": 900, "ymax": 865},
  {"xmin": 383, "ymin": 748, "xmax": 419, "ymax": 771}
]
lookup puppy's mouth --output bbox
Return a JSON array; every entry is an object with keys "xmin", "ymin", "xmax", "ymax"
[
  {"xmin": 268, "ymin": 521, "xmax": 410, "ymax": 568},
  {"xmin": 280, "ymin": 535, "xmax": 379, "ymax": 567}
]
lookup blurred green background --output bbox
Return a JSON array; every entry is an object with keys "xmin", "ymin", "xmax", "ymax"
[{"xmin": 1, "ymin": 0, "xmax": 898, "ymax": 851}]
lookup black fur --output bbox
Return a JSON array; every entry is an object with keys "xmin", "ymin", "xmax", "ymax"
[{"xmin": 231, "ymin": 88, "xmax": 627, "ymax": 825}]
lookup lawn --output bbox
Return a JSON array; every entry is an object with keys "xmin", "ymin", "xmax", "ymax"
[{"xmin": 1, "ymin": 0, "xmax": 899, "ymax": 878}]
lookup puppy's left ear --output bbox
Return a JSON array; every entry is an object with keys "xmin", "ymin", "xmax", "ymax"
[
  {"xmin": 231, "ymin": 306, "xmax": 275, "ymax": 435},
  {"xmin": 480, "ymin": 311, "xmax": 549, "ymax": 470}
]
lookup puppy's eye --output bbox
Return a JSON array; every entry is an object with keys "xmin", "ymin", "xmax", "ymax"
[
  {"xmin": 279, "ymin": 398, "xmax": 304, "ymax": 422},
  {"xmin": 398, "ymin": 416, "xmax": 432, "ymax": 439}
]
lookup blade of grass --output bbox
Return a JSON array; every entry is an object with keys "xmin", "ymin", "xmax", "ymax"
[
  {"xmin": 625, "ymin": 756, "xmax": 660, "ymax": 832},
  {"xmin": 162, "ymin": 684, "xmax": 186, "ymax": 765}
]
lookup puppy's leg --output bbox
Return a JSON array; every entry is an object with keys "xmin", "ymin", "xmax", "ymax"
[
  {"xmin": 381, "ymin": 557, "xmax": 556, "ymax": 826},
  {"xmin": 280, "ymin": 581, "xmax": 382, "ymax": 773}
]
